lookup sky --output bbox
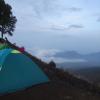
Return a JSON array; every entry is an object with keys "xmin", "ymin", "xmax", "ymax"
[{"xmin": 5, "ymin": 0, "xmax": 100, "ymax": 61}]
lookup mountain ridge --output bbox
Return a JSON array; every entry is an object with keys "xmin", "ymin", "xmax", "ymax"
[{"xmin": 54, "ymin": 50, "xmax": 100, "ymax": 60}]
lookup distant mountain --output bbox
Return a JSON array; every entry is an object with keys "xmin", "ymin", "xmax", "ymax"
[
  {"xmin": 54, "ymin": 51, "xmax": 82, "ymax": 59},
  {"xmin": 55, "ymin": 51, "xmax": 100, "ymax": 61},
  {"xmin": 56, "ymin": 51, "xmax": 100, "ymax": 85},
  {"xmin": 55, "ymin": 51, "xmax": 100, "ymax": 69}
]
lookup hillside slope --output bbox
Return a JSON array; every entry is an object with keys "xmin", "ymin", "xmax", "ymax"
[
  {"xmin": 0, "ymin": 39, "xmax": 100, "ymax": 100},
  {"xmin": 73, "ymin": 67, "xmax": 100, "ymax": 84}
]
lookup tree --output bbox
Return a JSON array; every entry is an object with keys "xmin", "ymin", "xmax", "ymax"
[
  {"xmin": 0, "ymin": 0, "xmax": 17, "ymax": 38},
  {"xmin": 49, "ymin": 60, "xmax": 56, "ymax": 69}
]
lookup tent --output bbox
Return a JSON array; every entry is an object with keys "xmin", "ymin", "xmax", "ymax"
[{"xmin": 0, "ymin": 48, "xmax": 49, "ymax": 94}]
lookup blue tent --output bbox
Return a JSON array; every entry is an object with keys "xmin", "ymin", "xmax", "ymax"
[{"xmin": 0, "ymin": 48, "xmax": 49, "ymax": 94}]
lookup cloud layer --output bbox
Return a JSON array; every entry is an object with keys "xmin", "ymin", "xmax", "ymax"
[
  {"xmin": 5, "ymin": 0, "xmax": 100, "ymax": 55},
  {"xmin": 5, "ymin": 0, "xmax": 84, "ymax": 33}
]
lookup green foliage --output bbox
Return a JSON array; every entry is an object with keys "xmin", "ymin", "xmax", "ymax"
[{"xmin": 0, "ymin": 0, "xmax": 17, "ymax": 38}]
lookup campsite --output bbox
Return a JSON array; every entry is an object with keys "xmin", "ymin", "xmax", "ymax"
[{"xmin": 0, "ymin": 0, "xmax": 100, "ymax": 100}]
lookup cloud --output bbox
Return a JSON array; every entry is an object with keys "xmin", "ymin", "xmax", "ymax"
[
  {"xmin": 68, "ymin": 24, "xmax": 83, "ymax": 30},
  {"xmin": 93, "ymin": 13, "xmax": 100, "ymax": 22},
  {"xmin": 48, "ymin": 57, "xmax": 86, "ymax": 63},
  {"xmin": 66, "ymin": 7, "xmax": 82, "ymax": 12},
  {"xmin": 5, "ymin": 0, "xmax": 83, "ymax": 33},
  {"xmin": 11, "ymin": 0, "xmax": 82, "ymax": 19},
  {"xmin": 97, "ymin": 17, "xmax": 100, "ymax": 22},
  {"xmin": 27, "ymin": 48, "xmax": 60, "ymax": 58},
  {"xmin": 30, "ymin": 0, "xmax": 82, "ymax": 18},
  {"xmin": 27, "ymin": 47, "xmax": 86, "ymax": 63},
  {"xmin": 50, "ymin": 24, "xmax": 67, "ymax": 31},
  {"xmin": 50, "ymin": 24, "xmax": 83, "ymax": 31}
]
